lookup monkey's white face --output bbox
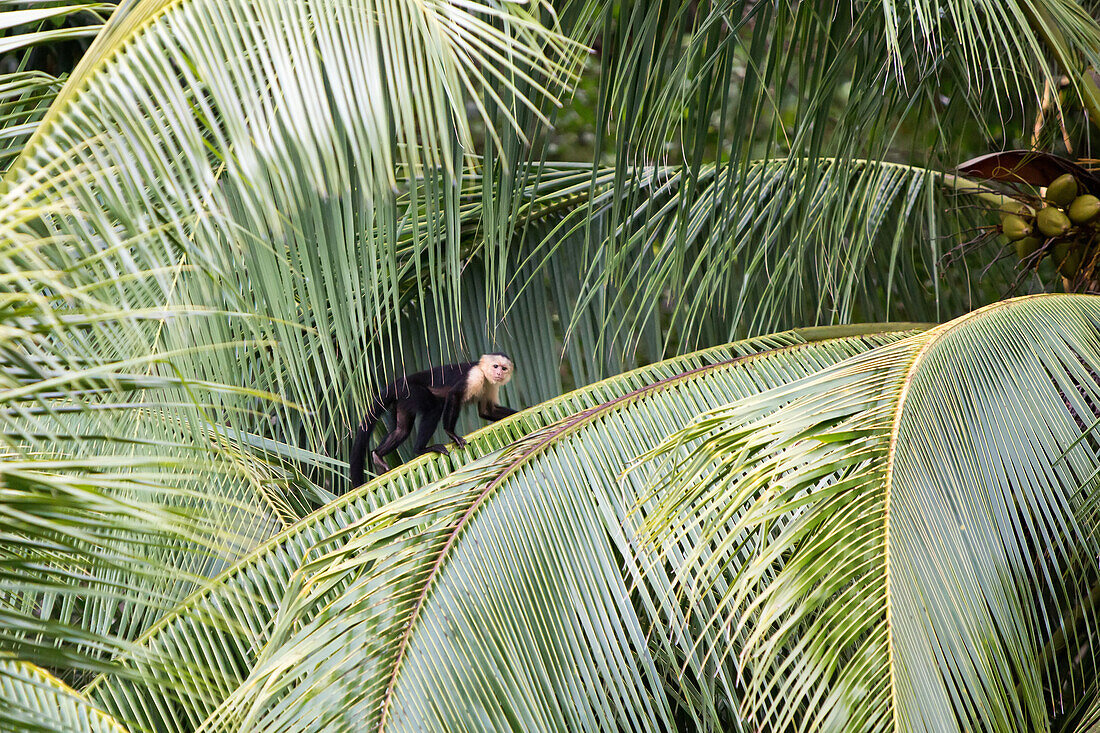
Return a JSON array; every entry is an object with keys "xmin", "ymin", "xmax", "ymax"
[{"xmin": 480, "ymin": 355, "xmax": 514, "ymax": 385}]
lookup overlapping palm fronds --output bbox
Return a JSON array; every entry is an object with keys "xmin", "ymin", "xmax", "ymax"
[
  {"xmin": 0, "ymin": 0, "xmax": 1098, "ymax": 729},
  {"xmin": 32, "ymin": 295, "xmax": 1099, "ymax": 733},
  {"xmin": 0, "ymin": 246, "xmax": 297, "ymax": 687},
  {"xmin": 1, "ymin": 0, "xmax": 1091, "ymax": 494},
  {"xmin": 526, "ymin": 159, "xmax": 988, "ymax": 357},
  {"xmin": 473, "ymin": 0, "xmax": 1094, "ymax": 367},
  {"xmin": 0, "ymin": 72, "xmax": 62, "ymax": 174},
  {"xmin": 0, "ymin": 0, "xmax": 581, "ymax": 695},
  {"xmin": 0, "ymin": 0, "xmax": 584, "ymax": 471},
  {"xmin": 0, "ymin": 659, "xmax": 128, "ymax": 733},
  {"xmin": 0, "ymin": 1, "xmax": 119, "ymax": 173},
  {"xmin": 81, "ymin": 327, "xmax": 921, "ymax": 732}
]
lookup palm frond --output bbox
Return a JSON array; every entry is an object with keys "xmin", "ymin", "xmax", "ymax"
[
  {"xmin": 637, "ymin": 294, "xmax": 1100, "ymax": 731},
  {"xmin": 534, "ymin": 158, "xmax": 1001, "ymax": 356},
  {"xmin": 0, "ymin": 3, "xmax": 113, "ymax": 56},
  {"xmin": 0, "ymin": 72, "xmax": 63, "ymax": 175},
  {"xmin": 0, "ymin": 250, "xmax": 313, "ymax": 676}
]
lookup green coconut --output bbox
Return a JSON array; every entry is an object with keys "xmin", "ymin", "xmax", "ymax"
[
  {"xmin": 1052, "ymin": 241, "xmax": 1082, "ymax": 278},
  {"xmin": 1001, "ymin": 214, "xmax": 1033, "ymax": 241},
  {"xmin": 1047, "ymin": 174, "xmax": 1079, "ymax": 207},
  {"xmin": 1068, "ymin": 194, "xmax": 1100, "ymax": 224},
  {"xmin": 1014, "ymin": 236, "xmax": 1042, "ymax": 260},
  {"xmin": 1037, "ymin": 206, "xmax": 1072, "ymax": 237}
]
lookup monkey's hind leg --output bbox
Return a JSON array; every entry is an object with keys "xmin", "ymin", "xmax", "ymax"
[{"xmin": 371, "ymin": 403, "xmax": 414, "ymax": 473}]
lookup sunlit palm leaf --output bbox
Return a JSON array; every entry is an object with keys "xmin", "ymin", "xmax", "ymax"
[
  {"xmin": 638, "ymin": 294, "xmax": 1100, "ymax": 731},
  {"xmin": 0, "ymin": 659, "xmax": 126, "ymax": 733},
  {"xmin": 81, "ymin": 326, "xmax": 922, "ymax": 732}
]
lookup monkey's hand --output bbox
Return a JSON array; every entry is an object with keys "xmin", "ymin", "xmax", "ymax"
[{"xmin": 446, "ymin": 432, "xmax": 468, "ymax": 449}]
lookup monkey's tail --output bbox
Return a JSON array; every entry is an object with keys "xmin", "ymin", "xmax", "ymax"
[{"xmin": 349, "ymin": 395, "xmax": 389, "ymax": 489}]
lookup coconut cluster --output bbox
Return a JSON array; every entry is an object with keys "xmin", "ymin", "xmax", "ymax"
[{"xmin": 1000, "ymin": 173, "xmax": 1100, "ymax": 279}]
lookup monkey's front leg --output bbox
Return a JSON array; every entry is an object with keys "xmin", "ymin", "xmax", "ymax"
[
  {"xmin": 413, "ymin": 400, "xmax": 449, "ymax": 457},
  {"xmin": 444, "ymin": 431, "xmax": 467, "ymax": 449},
  {"xmin": 441, "ymin": 396, "xmax": 467, "ymax": 449}
]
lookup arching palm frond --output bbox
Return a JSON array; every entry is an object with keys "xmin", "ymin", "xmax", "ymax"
[
  {"xmin": 638, "ymin": 294, "xmax": 1100, "ymax": 732},
  {"xmin": 80, "ymin": 326, "xmax": 921, "ymax": 732},
  {"xmin": 527, "ymin": 158, "xmax": 1001, "ymax": 357}
]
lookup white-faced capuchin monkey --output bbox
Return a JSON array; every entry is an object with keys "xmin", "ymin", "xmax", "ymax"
[{"xmin": 349, "ymin": 352, "xmax": 518, "ymax": 486}]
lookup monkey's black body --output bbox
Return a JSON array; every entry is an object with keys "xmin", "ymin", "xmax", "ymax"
[{"xmin": 349, "ymin": 357, "xmax": 517, "ymax": 487}]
